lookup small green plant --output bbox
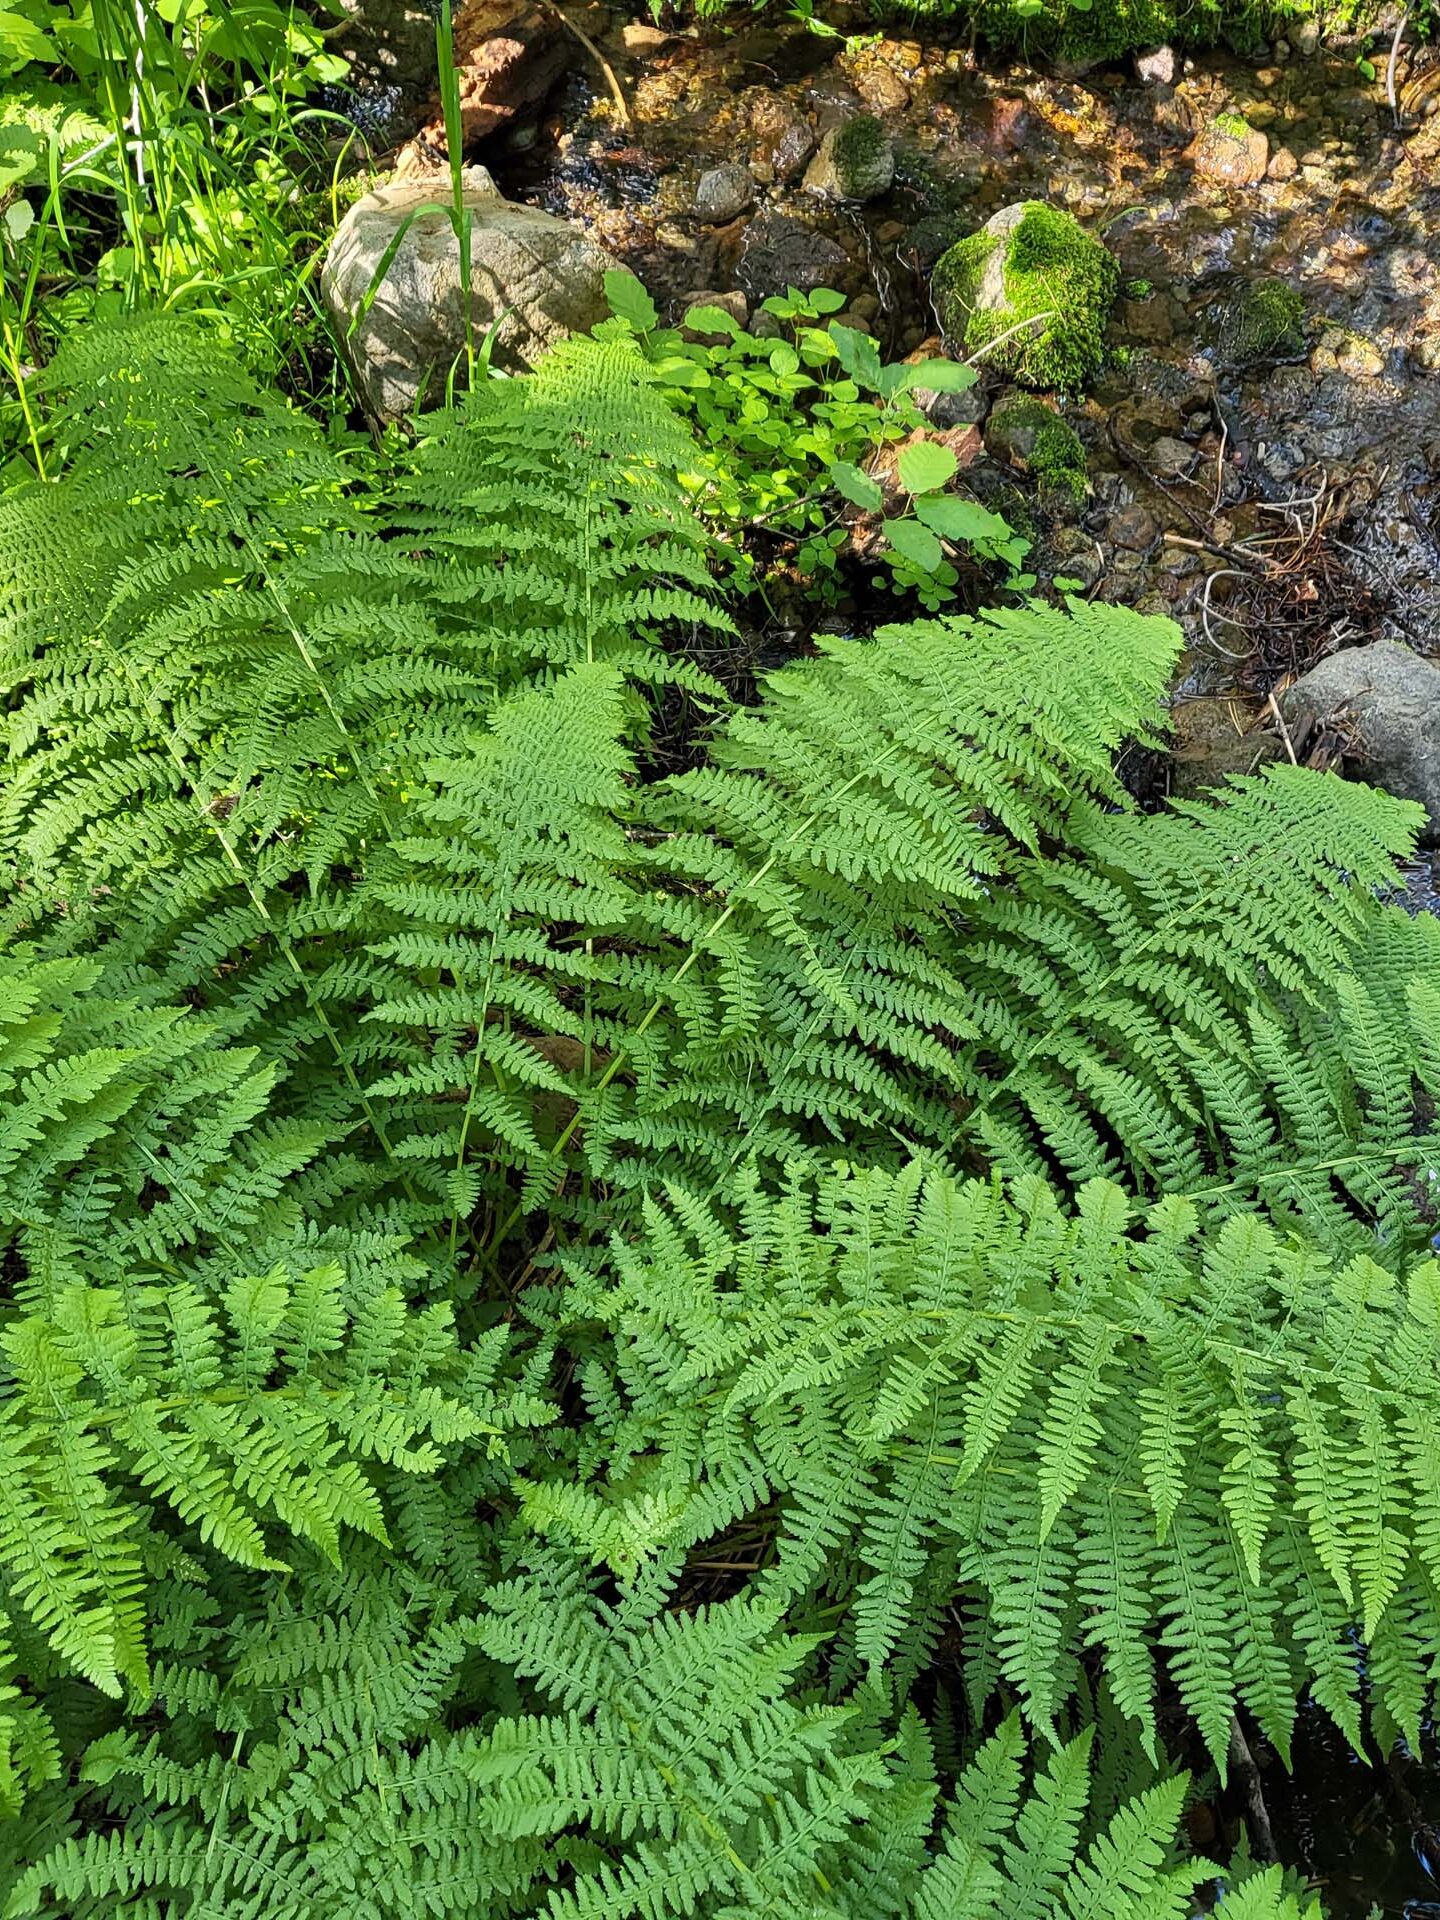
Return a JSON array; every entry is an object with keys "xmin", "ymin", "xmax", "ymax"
[{"xmin": 601, "ymin": 271, "xmax": 1029, "ymax": 608}]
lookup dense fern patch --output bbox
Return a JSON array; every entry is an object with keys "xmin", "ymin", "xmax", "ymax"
[{"xmin": 0, "ymin": 317, "xmax": 1436, "ymax": 1914}]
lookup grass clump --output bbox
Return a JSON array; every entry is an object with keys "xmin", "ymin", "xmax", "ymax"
[{"xmin": 932, "ymin": 201, "xmax": 1119, "ymax": 392}]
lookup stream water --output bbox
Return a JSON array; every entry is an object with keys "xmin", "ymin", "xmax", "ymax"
[{"xmin": 484, "ymin": 16, "xmax": 1440, "ymax": 838}]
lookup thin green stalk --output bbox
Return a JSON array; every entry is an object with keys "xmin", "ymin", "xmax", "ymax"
[{"xmin": 435, "ymin": 0, "xmax": 475, "ymax": 382}]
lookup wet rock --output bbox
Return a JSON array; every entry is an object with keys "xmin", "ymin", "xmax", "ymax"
[
  {"xmin": 1117, "ymin": 289, "xmax": 1176, "ymax": 346},
  {"xmin": 984, "ymin": 391, "xmax": 1088, "ymax": 497},
  {"xmin": 1203, "ymin": 275, "xmax": 1305, "ymax": 366},
  {"xmin": 747, "ymin": 93, "xmax": 814, "ymax": 186},
  {"xmin": 1266, "ymin": 144, "xmax": 1299, "ymax": 180},
  {"xmin": 1048, "ymin": 526, "xmax": 1104, "ymax": 589},
  {"xmin": 1283, "ymin": 641, "xmax": 1440, "ymax": 843},
  {"xmin": 1150, "ymin": 434, "xmax": 1198, "ymax": 479},
  {"xmin": 395, "ymin": 0, "xmax": 567, "ymax": 162},
  {"xmin": 1294, "ymin": 18, "xmax": 1321, "ymax": 54},
  {"xmin": 932, "ymin": 201, "xmax": 1119, "ymax": 392},
  {"xmin": 1171, "ymin": 699, "xmax": 1284, "ymax": 801},
  {"xmin": 854, "ymin": 64, "xmax": 911, "ymax": 114},
  {"xmin": 735, "ymin": 212, "xmax": 849, "ymax": 300},
  {"xmin": 804, "ymin": 115, "xmax": 895, "ymax": 202},
  {"xmin": 1189, "ymin": 113, "xmax": 1269, "ymax": 187},
  {"xmin": 1108, "ymin": 503, "xmax": 1159, "ymax": 550},
  {"xmin": 1134, "ymin": 44, "xmax": 1177, "ymax": 85},
  {"xmin": 693, "ymin": 164, "xmax": 755, "ymax": 224},
  {"xmin": 1310, "ymin": 327, "xmax": 1385, "ymax": 377},
  {"xmin": 322, "ymin": 169, "xmax": 618, "ymax": 424}
]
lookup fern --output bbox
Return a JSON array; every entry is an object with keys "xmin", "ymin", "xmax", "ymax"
[
  {"xmin": 4, "ymin": 1557, "xmax": 1300, "ymax": 1920},
  {"xmin": 552, "ymin": 1157, "xmax": 1440, "ymax": 1766},
  {"xmin": 2, "ymin": 316, "xmax": 1429, "ymax": 1909}
]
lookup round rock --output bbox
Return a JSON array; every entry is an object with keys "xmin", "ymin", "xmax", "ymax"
[
  {"xmin": 694, "ymin": 163, "xmax": 756, "ymax": 225},
  {"xmin": 322, "ymin": 170, "xmax": 619, "ymax": 424}
]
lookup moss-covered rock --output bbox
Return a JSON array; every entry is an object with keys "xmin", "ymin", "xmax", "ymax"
[
  {"xmin": 1205, "ymin": 276, "xmax": 1304, "ymax": 365},
  {"xmin": 932, "ymin": 202, "xmax": 1119, "ymax": 393},
  {"xmin": 984, "ymin": 391, "xmax": 1088, "ymax": 501},
  {"xmin": 803, "ymin": 115, "xmax": 895, "ymax": 202}
]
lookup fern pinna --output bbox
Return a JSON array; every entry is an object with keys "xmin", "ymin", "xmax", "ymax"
[
  {"xmin": 0, "ymin": 316, "xmax": 1437, "ymax": 1914},
  {"xmin": 549, "ymin": 1158, "xmax": 1440, "ymax": 1770}
]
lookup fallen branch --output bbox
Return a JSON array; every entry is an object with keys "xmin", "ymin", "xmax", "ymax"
[{"xmin": 538, "ymin": 0, "xmax": 632, "ymax": 128}]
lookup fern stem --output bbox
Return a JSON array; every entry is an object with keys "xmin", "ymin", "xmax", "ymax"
[
  {"xmin": 484, "ymin": 748, "xmax": 907, "ymax": 1256},
  {"xmin": 86, "ymin": 622, "xmax": 411, "ymax": 1186}
]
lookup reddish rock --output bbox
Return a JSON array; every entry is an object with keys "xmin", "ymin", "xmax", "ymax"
[
  {"xmin": 397, "ymin": 0, "xmax": 567, "ymax": 167},
  {"xmin": 1187, "ymin": 116, "xmax": 1269, "ymax": 187}
]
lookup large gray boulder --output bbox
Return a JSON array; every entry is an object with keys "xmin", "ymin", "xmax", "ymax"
[
  {"xmin": 322, "ymin": 169, "xmax": 619, "ymax": 424},
  {"xmin": 1282, "ymin": 639, "xmax": 1440, "ymax": 844}
]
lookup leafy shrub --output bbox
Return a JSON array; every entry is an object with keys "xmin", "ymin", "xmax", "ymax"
[
  {"xmin": 601, "ymin": 272, "xmax": 1028, "ymax": 607},
  {"xmin": 0, "ymin": 316, "xmax": 1436, "ymax": 1913}
]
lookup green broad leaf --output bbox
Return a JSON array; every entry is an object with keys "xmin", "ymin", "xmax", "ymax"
[
  {"xmin": 897, "ymin": 440, "xmax": 959, "ymax": 496},
  {"xmin": 1053, "ymin": 574, "xmax": 1086, "ymax": 592},
  {"xmin": 829, "ymin": 324, "xmax": 884, "ymax": 393},
  {"xmin": 903, "ymin": 357, "xmax": 978, "ymax": 393},
  {"xmin": 604, "ymin": 269, "xmax": 658, "ymax": 332},
  {"xmin": 831, "ymin": 461, "xmax": 884, "ymax": 512},
  {"xmin": 884, "ymin": 518, "xmax": 944, "ymax": 571},
  {"xmin": 0, "ymin": 126, "xmax": 40, "ymax": 194},
  {"xmin": 761, "ymin": 289, "xmax": 806, "ymax": 319},
  {"xmin": 3, "ymin": 198, "xmax": 33, "ymax": 241},
  {"xmin": 809, "ymin": 288, "xmax": 847, "ymax": 313},
  {"xmin": 0, "ymin": 9, "xmax": 58, "ymax": 64},
  {"xmin": 651, "ymin": 355, "xmax": 710, "ymax": 388},
  {"xmin": 684, "ymin": 303, "xmax": 740, "ymax": 336},
  {"xmin": 914, "ymin": 495, "xmax": 1010, "ymax": 541},
  {"xmin": 769, "ymin": 341, "xmax": 800, "ymax": 376}
]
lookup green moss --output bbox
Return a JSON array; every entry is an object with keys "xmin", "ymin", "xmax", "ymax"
[
  {"xmin": 1211, "ymin": 109, "xmax": 1255, "ymax": 139},
  {"xmin": 1207, "ymin": 277, "xmax": 1305, "ymax": 365},
  {"xmin": 932, "ymin": 202, "xmax": 1119, "ymax": 393},
  {"xmin": 831, "ymin": 114, "xmax": 886, "ymax": 169},
  {"xmin": 855, "ymin": 0, "xmax": 1310, "ymax": 63},
  {"xmin": 1032, "ymin": 418, "xmax": 1088, "ymax": 501},
  {"xmin": 989, "ymin": 396, "xmax": 1088, "ymax": 501}
]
